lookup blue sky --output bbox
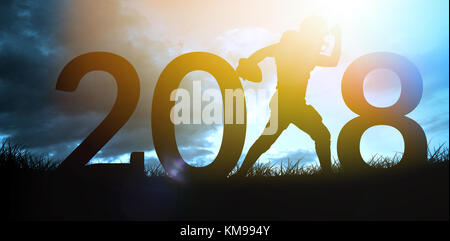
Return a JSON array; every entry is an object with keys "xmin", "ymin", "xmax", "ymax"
[{"xmin": 0, "ymin": 0, "xmax": 448, "ymax": 169}]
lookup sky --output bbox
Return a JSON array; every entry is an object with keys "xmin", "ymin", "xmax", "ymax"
[{"xmin": 0, "ymin": 0, "xmax": 448, "ymax": 169}]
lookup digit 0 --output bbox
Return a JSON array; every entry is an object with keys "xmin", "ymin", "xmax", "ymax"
[
  {"xmin": 337, "ymin": 52, "xmax": 427, "ymax": 172},
  {"xmin": 152, "ymin": 52, "xmax": 246, "ymax": 179}
]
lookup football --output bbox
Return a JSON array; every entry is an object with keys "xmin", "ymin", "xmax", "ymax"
[{"xmin": 236, "ymin": 58, "xmax": 263, "ymax": 82}]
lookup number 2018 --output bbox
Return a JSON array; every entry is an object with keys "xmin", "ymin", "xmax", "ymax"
[{"xmin": 56, "ymin": 51, "xmax": 426, "ymax": 178}]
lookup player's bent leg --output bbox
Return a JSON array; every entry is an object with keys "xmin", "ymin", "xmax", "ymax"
[
  {"xmin": 312, "ymin": 124, "xmax": 332, "ymax": 174},
  {"xmin": 234, "ymin": 130, "xmax": 282, "ymax": 177},
  {"xmin": 294, "ymin": 105, "xmax": 332, "ymax": 174}
]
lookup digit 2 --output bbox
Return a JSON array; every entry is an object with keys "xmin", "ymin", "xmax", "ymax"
[{"xmin": 56, "ymin": 52, "xmax": 140, "ymax": 170}]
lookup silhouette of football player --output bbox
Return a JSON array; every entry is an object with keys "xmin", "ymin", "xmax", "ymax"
[{"xmin": 234, "ymin": 16, "xmax": 341, "ymax": 176}]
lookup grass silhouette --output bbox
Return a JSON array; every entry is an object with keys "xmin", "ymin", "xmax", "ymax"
[
  {"xmin": 1, "ymin": 139, "xmax": 448, "ymax": 177},
  {"xmin": 1, "ymin": 140, "xmax": 448, "ymax": 220},
  {"xmin": 0, "ymin": 141, "xmax": 58, "ymax": 172}
]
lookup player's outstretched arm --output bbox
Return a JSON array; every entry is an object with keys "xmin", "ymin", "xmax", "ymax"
[
  {"xmin": 317, "ymin": 25, "xmax": 341, "ymax": 67},
  {"xmin": 247, "ymin": 44, "xmax": 277, "ymax": 63}
]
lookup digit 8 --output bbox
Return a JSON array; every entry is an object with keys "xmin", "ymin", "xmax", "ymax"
[{"xmin": 337, "ymin": 52, "xmax": 427, "ymax": 172}]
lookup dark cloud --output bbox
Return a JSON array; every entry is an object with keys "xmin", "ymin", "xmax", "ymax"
[
  {"xmin": 0, "ymin": 0, "xmax": 156, "ymax": 161},
  {"xmin": 0, "ymin": 0, "xmax": 69, "ymax": 155},
  {"xmin": 0, "ymin": 0, "xmax": 64, "ymax": 111},
  {"xmin": 0, "ymin": 0, "xmax": 226, "ymax": 165},
  {"xmin": 3, "ymin": 0, "xmax": 444, "ymax": 168}
]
